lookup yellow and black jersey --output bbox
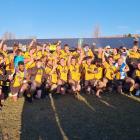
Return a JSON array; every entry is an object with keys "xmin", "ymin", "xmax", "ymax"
[
  {"xmin": 60, "ymin": 50, "xmax": 72, "ymax": 60},
  {"xmin": 129, "ymin": 51, "xmax": 140, "ymax": 59},
  {"xmin": 0, "ymin": 67, "xmax": 9, "ymax": 86},
  {"xmin": 113, "ymin": 54, "xmax": 120, "ymax": 61},
  {"xmin": 68, "ymin": 64, "xmax": 81, "ymax": 81},
  {"xmin": 52, "ymin": 50, "xmax": 63, "ymax": 60},
  {"xmin": 34, "ymin": 68, "xmax": 45, "ymax": 84},
  {"xmin": 12, "ymin": 71, "xmax": 25, "ymax": 87},
  {"xmin": 103, "ymin": 61, "xmax": 116, "ymax": 80},
  {"xmin": 36, "ymin": 51, "xmax": 42, "ymax": 60},
  {"xmin": 83, "ymin": 63, "xmax": 96, "ymax": 81},
  {"xmin": 94, "ymin": 67, "xmax": 103, "ymax": 80},
  {"xmin": 84, "ymin": 49, "xmax": 94, "ymax": 57},
  {"xmin": 45, "ymin": 66, "xmax": 58, "ymax": 84},
  {"xmin": 24, "ymin": 52, "xmax": 37, "ymax": 69},
  {"xmin": 133, "ymin": 69, "xmax": 140, "ymax": 78},
  {"xmin": 57, "ymin": 65, "xmax": 69, "ymax": 81}
]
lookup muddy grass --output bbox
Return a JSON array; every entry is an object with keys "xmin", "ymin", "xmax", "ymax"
[{"xmin": 0, "ymin": 93, "xmax": 140, "ymax": 140}]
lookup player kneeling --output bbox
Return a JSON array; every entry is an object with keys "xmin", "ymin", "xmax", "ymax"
[
  {"xmin": 115, "ymin": 58, "xmax": 135, "ymax": 95},
  {"xmin": 83, "ymin": 56, "xmax": 97, "ymax": 95},
  {"xmin": 68, "ymin": 55, "xmax": 83, "ymax": 98},
  {"xmin": 0, "ymin": 53, "xmax": 12, "ymax": 108},
  {"xmin": 57, "ymin": 58, "xmax": 69, "ymax": 95},
  {"xmin": 30, "ymin": 60, "xmax": 45, "ymax": 100},
  {"xmin": 10, "ymin": 61, "xmax": 29, "ymax": 102},
  {"xmin": 132, "ymin": 61, "xmax": 140, "ymax": 96},
  {"xmin": 45, "ymin": 59, "xmax": 58, "ymax": 95},
  {"xmin": 94, "ymin": 59, "xmax": 107, "ymax": 98}
]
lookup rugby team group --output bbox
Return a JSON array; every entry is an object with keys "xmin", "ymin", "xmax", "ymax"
[{"xmin": 0, "ymin": 39, "xmax": 140, "ymax": 109}]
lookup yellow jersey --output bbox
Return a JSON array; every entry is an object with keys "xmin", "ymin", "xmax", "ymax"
[
  {"xmin": 57, "ymin": 65, "xmax": 68, "ymax": 81},
  {"xmin": 129, "ymin": 51, "xmax": 140, "ymax": 59},
  {"xmin": 103, "ymin": 61, "xmax": 116, "ymax": 80},
  {"xmin": 24, "ymin": 52, "xmax": 36, "ymax": 69},
  {"xmin": 60, "ymin": 50, "xmax": 72, "ymax": 60},
  {"xmin": 135, "ymin": 69, "xmax": 140, "ymax": 77},
  {"xmin": 83, "ymin": 63, "xmax": 96, "ymax": 81},
  {"xmin": 35, "ymin": 68, "xmax": 44, "ymax": 84},
  {"xmin": 113, "ymin": 54, "xmax": 120, "ymax": 61},
  {"xmin": 84, "ymin": 49, "xmax": 94, "ymax": 57},
  {"xmin": 13, "ymin": 71, "xmax": 25, "ymax": 87},
  {"xmin": 69, "ymin": 64, "xmax": 81, "ymax": 81},
  {"xmin": 45, "ymin": 66, "xmax": 58, "ymax": 84},
  {"xmin": 94, "ymin": 67, "xmax": 103, "ymax": 80}
]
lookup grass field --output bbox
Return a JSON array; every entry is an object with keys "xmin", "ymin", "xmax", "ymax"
[{"xmin": 0, "ymin": 93, "xmax": 140, "ymax": 140}]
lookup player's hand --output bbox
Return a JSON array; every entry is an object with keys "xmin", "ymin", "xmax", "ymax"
[{"xmin": 8, "ymin": 75, "xmax": 13, "ymax": 81}]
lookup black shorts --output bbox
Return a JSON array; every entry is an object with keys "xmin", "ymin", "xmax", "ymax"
[
  {"xmin": 122, "ymin": 82, "xmax": 131, "ymax": 93},
  {"xmin": 106, "ymin": 80, "xmax": 113, "ymax": 87},
  {"xmin": 84, "ymin": 80, "xmax": 96, "ymax": 87},
  {"xmin": 135, "ymin": 77, "xmax": 140, "ymax": 84},
  {"xmin": 114, "ymin": 79, "xmax": 125, "ymax": 86},
  {"xmin": 0, "ymin": 81, "xmax": 10, "ymax": 87}
]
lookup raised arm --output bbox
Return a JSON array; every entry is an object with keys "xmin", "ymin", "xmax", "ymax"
[
  {"xmin": 78, "ymin": 52, "xmax": 84, "ymax": 65},
  {"xmin": 28, "ymin": 39, "xmax": 36, "ymax": 50},
  {"xmin": 67, "ymin": 54, "xmax": 72, "ymax": 66},
  {"xmin": 101, "ymin": 49, "xmax": 106, "ymax": 63},
  {"xmin": 0, "ymin": 39, "xmax": 5, "ymax": 49},
  {"xmin": 42, "ymin": 44, "xmax": 46, "ymax": 55}
]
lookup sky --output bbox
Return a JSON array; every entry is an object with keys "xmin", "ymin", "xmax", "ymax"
[{"xmin": 0, "ymin": 0, "xmax": 140, "ymax": 38}]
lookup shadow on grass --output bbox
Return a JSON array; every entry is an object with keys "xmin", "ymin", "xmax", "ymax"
[
  {"xmin": 20, "ymin": 93, "xmax": 140, "ymax": 140},
  {"xmin": 52, "ymin": 93, "xmax": 140, "ymax": 140},
  {"xmin": 20, "ymin": 98, "xmax": 63, "ymax": 140}
]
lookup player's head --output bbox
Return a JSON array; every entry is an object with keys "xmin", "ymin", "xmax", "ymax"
[
  {"xmin": 18, "ymin": 61, "xmax": 25, "ymax": 72},
  {"xmin": 60, "ymin": 58, "xmax": 66, "ymax": 66}
]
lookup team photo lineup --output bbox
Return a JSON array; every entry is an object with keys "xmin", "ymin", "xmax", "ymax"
[{"xmin": 0, "ymin": 39, "xmax": 140, "ymax": 107}]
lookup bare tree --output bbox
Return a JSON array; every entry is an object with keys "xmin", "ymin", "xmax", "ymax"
[
  {"xmin": 27, "ymin": 36, "xmax": 37, "ymax": 40},
  {"xmin": 93, "ymin": 25, "xmax": 101, "ymax": 38},
  {"xmin": 2, "ymin": 32, "xmax": 16, "ymax": 40}
]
